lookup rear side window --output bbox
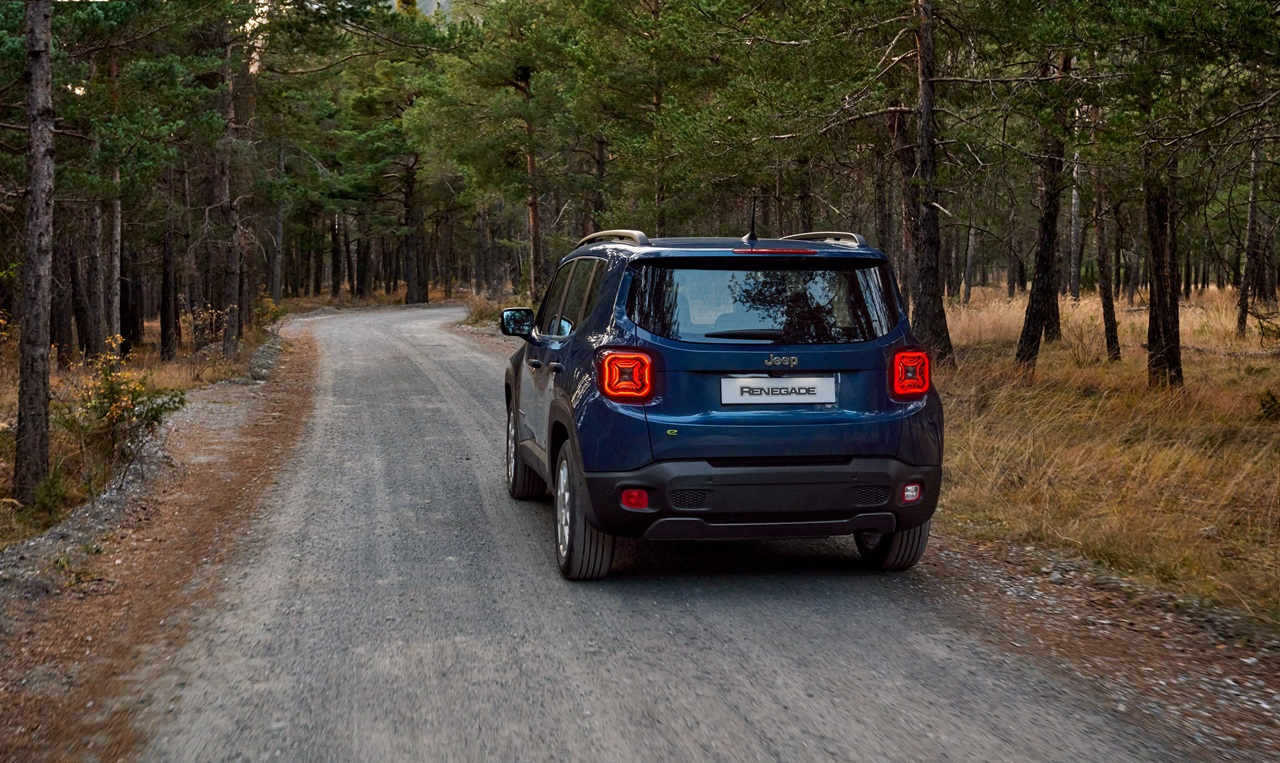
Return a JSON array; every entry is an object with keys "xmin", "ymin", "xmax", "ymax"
[
  {"xmin": 536, "ymin": 265, "xmax": 574, "ymax": 334},
  {"xmin": 627, "ymin": 260, "xmax": 899, "ymax": 344},
  {"xmin": 557, "ymin": 259, "xmax": 603, "ymax": 333}
]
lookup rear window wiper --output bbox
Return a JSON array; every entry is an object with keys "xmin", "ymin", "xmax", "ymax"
[{"xmin": 701, "ymin": 329, "xmax": 785, "ymax": 341}]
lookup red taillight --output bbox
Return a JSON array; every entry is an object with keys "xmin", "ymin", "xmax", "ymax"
[
  {"xmin": 891, "ymin": 349, "xmax": 930, "ymax": 399},
  {"xmin": 599, "ymin": 350, "xmax": 654, "ymax": 402},
  {"xmin": 730, "ymin": 248, "xmax": 817, "ymax": 255},
  {"xmin": 620, "ymin": 488, "xmax": 649, "ymax": 510}
]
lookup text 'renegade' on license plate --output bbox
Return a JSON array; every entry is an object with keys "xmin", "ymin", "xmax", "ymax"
[{"xmin": 720, "ymin": 376, "xmax": 836, "ymax": 405}]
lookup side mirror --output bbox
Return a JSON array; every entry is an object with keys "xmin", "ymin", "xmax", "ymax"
[{"xmin": 500, "ymin": 308, "xmax": 537, "ymax": 340}]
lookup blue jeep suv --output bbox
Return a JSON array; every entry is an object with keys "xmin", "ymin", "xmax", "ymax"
[{"xmin": 501, "ymin": 230, "xmax": 943, "ymax": 580}]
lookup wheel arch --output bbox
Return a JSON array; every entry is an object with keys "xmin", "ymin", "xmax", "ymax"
[{"xmin": 547, "ymin": 399, "xmax": 578, "ymax": 475}]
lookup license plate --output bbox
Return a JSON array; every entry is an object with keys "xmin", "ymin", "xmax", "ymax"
[{"xmin": 720, "ymin": 376, "xmax": 836, "ymax": 405}]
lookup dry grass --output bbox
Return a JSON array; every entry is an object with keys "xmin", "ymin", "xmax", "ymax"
[
  {"xmin": 0, "ymin": 316, "xmax": 266, "ymax": 548},
  {"xmin": 461, "ymin": 293, "xmax": 529, "ymax": 326},
  {"xmin": 939, "ymin": 287, "xmax": 1280, "ymax": 621}
]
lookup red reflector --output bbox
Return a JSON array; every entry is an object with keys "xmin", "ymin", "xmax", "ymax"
[
  {"xmin": 620, "ymin": 488, "xmax": 649, "ymax": 510},
  {"xmin": 730, "ymin": 248, "xmax": 817, "ymax": 254},
  {"xmin": 599, "ymin": 350, "xmax": 654, "ymax": 402},
  {"xmin": 892, "ymin": 349, "xmax": 930, "ymax": 399}
]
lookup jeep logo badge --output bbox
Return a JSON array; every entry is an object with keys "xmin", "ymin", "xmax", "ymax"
[{"xmin": 764, "ymin": 354, "xmax": 799, "ymax": 368}]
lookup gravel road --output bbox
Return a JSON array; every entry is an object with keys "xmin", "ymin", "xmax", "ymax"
[{"xmin": 141, "ymin": 306, "xmax": 1184, "ymax": 761}]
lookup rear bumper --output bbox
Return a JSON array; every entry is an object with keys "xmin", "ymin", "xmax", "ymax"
[{"xmin": 583, "ymin": 458, "xmax": 940, "ymax": 539}]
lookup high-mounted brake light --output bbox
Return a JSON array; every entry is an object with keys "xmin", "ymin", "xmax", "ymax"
[
  {"xmin": 599, "ymin": 350, "xmax": 654, "ymax": 402},
  {"xmin": 891, "ymin": 349, "xmax": 931, "ymax": 400},
  {"xmin": 730, "ymin": 248, "xmax": 817, "ymax": 255}
]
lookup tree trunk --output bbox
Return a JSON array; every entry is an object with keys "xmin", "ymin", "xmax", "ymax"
[
  {"xmin": 874, "ymin": 152, "xmax": 893, "ymax": 259},
  {"xmin": 85, "ymin": 202, "xmax": 105, "ymax": 354},
  {"xmin": 1144, "ymin": 167, "xmax": 1183, "ymax": 387},
  {"xmin": 219, "ymin": 29, "xmax": 241, "ymax": 357},
  {"xmin": 891, "ymin": 112, "xmax": 916, "ymax": 316},
  {"xmin": 1069, "ymin": 151, "xmax": 1082, "ymax": 300},
  {"xmin": 344, "ymin": 217, "xmax": 356, "ymax": 296},
  {"xmin": 524, "ymin": 118, "xmax": 542, "ymax": 303},
  {"xmin": 120, "ymin": 248, "xmax": 143, "ymax": 355},
  {"xmin": 311, "ymin": 224, "xmax": 323, "ymax": 296},
  {"xmin": 330, "ymin": 214, "xmax": 342, "ymax": 298},
  {"xmin": 69, "ymin": 236, "xmax": 92, "ymax": 357},
  {"xmin": 909, "ymin": 1, "xmax": 953, "ymax": 361},
  {"xmin": 1015, "ymin": 53, "xmax": 1071, "ymax": 369},
  {"xmin": 591, "ymin": 136, "xmax": 607, "ymax": 232},
  {"xmin": 107, "ymin": 169, "xmax": 122, "ymax": 343},
  {"xmin": 797, "ymin": 156, "xmax": 815, "ymax": 232},
  {"xmin": 963, "ymin": 225, "xmax": 976, "ymax": 305},
  {"xmin": 356, "ymin": 218, "xmax": 370, "ymax": 297},
  {"xmin": 1096, "ymin": 191, "xmax": 1120, "ymax": 361},
  {"xmin": 1237, "ymin": 140, "xmax": 1262, "ymax": 337},
  {"xmin": 15, "ymin": 0, "xmax": 54, "ymax": 507},
  {"xmin": 403, "ymin": 163, "xmax": 425, "ymax": 304},
  {"xmin": 52, "ymin": 241, "xmax": 74, "ymax": 369},
  {"xmin": 1045, "ymin": 241, "xmax": 1063, "ymax": 341},
  {"xmin": 106, "ymin": 54, "xmax": 123, "ymax": 343},
  {"xmin": 162, "ymin": 220, "xmax": 178, "ymax": 360},
  {"xmin": 1006, "ymin": 206, "xmax": 1019, "ymax": 299},
  {"xmin": 270, "ymin": 146, "xmax": 284, "ymax": 302}
]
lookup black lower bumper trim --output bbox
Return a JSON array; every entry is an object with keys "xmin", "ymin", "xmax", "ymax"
[
  {"xmin": 643, "ymin": 512, "xmax": 896, "ymax": 541},
  {"xmin": 583, "ymin": 457, "xmax": 940, "ymax": 538}
]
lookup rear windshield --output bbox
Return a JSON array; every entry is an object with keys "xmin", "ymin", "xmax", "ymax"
[{"xmin": 627, "ymin": 260, "xmax": 899, "ymax": 344}]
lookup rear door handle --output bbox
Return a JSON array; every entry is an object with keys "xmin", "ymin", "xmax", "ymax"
[
  {"xmin": 526, "ymin": 358, "xmax": 543, "ymax": 369},
  {"xmin": 548, "ymin": 362, "xmax": 565, "ymax": 374}
]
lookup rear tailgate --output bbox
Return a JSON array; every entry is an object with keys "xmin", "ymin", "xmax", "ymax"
[
  {"xmin": 643, "ymin": 337, "xmax": 906, "ymax": 461},
  {"xmin": 622, "ymin": 253, "xmax": 913, "ymax": 462}
]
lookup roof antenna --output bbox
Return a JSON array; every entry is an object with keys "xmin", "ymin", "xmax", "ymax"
[{"xmin": 742, "ymin": 195, "xmax": 758, "ymax": 245}]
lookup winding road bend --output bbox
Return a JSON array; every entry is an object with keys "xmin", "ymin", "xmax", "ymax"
[{"xmin": 141, "ymin": 306, "xmax": 1180, "ymax": 761}]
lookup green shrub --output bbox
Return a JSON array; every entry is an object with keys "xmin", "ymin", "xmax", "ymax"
[
  {"xmin": 256, "ymin": 292, "xmax": 284, "ymax": 326},
  {"xmin": 54, "ymin": 340, "xmax": 186, "ymax": 471}
]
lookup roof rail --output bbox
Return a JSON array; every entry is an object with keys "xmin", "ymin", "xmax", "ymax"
[
  {"xmin": 780, "ymin": 231, "xmax": 867, "ymax": 247},
  {"xmin": 577, "ymin": 229, "xmax": 650, "ymax": 248}
]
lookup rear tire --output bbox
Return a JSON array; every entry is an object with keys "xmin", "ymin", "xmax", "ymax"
[
  {"xmin": 855, "ymin": 520, "xmax": 930, "ymax": 571},
  {"xmin": 506, "ymin": 404, "xmax": 545, "ymax": 499},
  {"xmin": 554, "ymin": 441, "xmax": 614, "ymax": 580}
]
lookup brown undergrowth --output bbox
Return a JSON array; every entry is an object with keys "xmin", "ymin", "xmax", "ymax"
[
  {"xmin": 0, "ymin": 333, "xmax": 317, "ymax": 761},
  {"xmin": 939, "ymin": 287, "xmax": 1280, "ymax": 622}
]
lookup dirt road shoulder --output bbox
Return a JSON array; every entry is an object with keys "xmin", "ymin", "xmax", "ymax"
[{"xmin": 0, "ymin": 332, "xmax": 317, "ymax": 761}]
